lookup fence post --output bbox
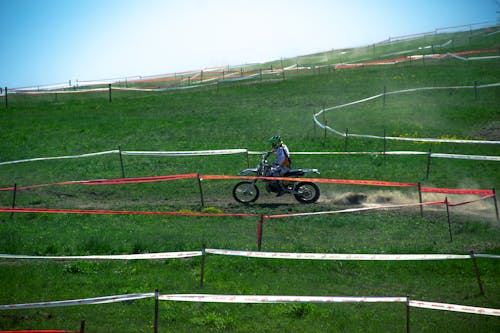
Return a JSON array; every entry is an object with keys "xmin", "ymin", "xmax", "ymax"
[
  {"xmin": 469, "ymin": 251, "xmax": 485, "ymax": 295},
  {"xmin": 425, "ymin": 149, "xmax": 432, "ymax": 180},
  {"xmin": 383, "ymin": 129, "xmax": 387, "ymax": 158},
  {"xmin": 197, "ymin": 174, "xmax": 205, "ymax": 208},
  {"xmin": 406, "ymin": 295, "xmax": 411, "ymax": 333},
  {"xmin": 417, "ymin": 182, "xmax": 423, "ymax": 217},
  {"xmin": 383, "ymin": 86, "xmax": 386, "ymax": 107},
  {"xmin": 445, "ymin": 197, "xmax": 452, "ymax": 242},
  {"xmin": 257, "ymin": 215, "xmax": 264, "ymax": 251},
  {"xmin": 313, "ymin": 112, "xmax": 317, "ymax": 138},
  {"xmin": 154, "ymin": 289, "xmax": 159, "ymax": 333},
  {"xmin": 200, "ymin": 245, "xmax": 206, "ymax": 287},
  {"xmin": 118, "ymin": 146, "xmax": 125, "ymax": 178},
  {"xmin": 323, "ymin": 120, "xmax": 327, "ymax": 145},
  {"xmin": 492, "ymin": 189, "xmax": 499, "ymax": 224},
  {"xmin": 108, "ymin": 84, "xmax": 112, "ymax": 102},
  {"xmin": 4, "ymin": 87, "xmax": 7, "ymax": 108},
  {"xmin": 281, "ymin": 58, "xmax": 285, "ymax": 81},
  {"xmin": 10, "ymin": 183, "xmax": 17, "ymax": 219},
  {"xmin": 79, "ymin": 320, "xmax": 85, "ymax": 333},
  {"xmin": 344, "ymin": 128, "xmax": 349, "ymax": 152}
]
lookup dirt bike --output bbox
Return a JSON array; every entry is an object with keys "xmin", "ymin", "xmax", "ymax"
[{"xmin": 232, "ymin": 152, "xmax": 321, "ymax": 204}]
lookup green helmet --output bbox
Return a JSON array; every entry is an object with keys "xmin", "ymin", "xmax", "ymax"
[{"xmin": 267, "ymin": 135, "xmax": 282, "ymax": 147}]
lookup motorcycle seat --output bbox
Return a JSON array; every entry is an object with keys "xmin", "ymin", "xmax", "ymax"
[{"xmin": 284, "ymin": 169, "xmax": 305, "ymax": 176}]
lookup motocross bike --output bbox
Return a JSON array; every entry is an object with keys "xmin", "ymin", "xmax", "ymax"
[{"xmin": 232, "ymin": 152, "xmax": 321, "ymax": 204}]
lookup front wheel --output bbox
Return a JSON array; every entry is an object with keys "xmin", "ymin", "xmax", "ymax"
[
  {"xmin": 233, "ymin": 181, "xmax": 259, "ymax": 204},
  {"xmin": 294, "ymin": 182, "xmax": 320, "ymax": 204}
]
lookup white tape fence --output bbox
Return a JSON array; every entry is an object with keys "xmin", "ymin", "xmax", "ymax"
[
  {"xmin": 1, "ymin": 247, "xmax": 499, "ymax": 332},
  {"xmin": 1, "ymin": 292, "xmax": 499, "ymax": 317},
  {"xmin": 313, "ymin": 83, "xmax": 500, "ymax": 145},
  {"xmin": 3, "ymin": 248, "xmax": 499, "ymax": 261},
  {"xmin": 0, "ymin": 148, "xmax": 499, "ymax": 167}
]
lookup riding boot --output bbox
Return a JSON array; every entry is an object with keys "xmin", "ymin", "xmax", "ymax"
[{"xmin": 276, "ymin": 181, "xmax": 286, "ymax": 197}]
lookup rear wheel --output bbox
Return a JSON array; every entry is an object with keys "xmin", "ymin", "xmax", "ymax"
[
  {"xmin": 294, "ymin": 182, "xmax": 320, "ymax": 204},
  {"xmin": 233, "ymin": 181, "xmax": 259, "ymax": 204}
]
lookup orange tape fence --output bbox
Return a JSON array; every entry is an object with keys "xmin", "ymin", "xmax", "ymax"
[{"xmin": 1, "ymin": 173, "xmax": 498, "ymax": 249}]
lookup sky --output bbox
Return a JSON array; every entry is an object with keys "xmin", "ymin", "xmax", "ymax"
[{"xmin": 0, "ymin": 0, "xmax": 497, "ymax": 88}]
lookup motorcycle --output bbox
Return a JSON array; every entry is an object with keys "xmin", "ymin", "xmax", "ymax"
[{"xmin": 232, "ymin": 152, "xmax": 321, "ymax": 204}]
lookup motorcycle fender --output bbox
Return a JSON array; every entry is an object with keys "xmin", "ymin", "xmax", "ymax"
[
  {"xmin": 302, "ymin": 168, "xmax": 320, "ymax": 175},
  {"xmin": 239, "ymin": 168, "xmax": 258, "ymax": 175}
]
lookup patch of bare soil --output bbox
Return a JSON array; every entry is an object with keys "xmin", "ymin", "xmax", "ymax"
[{"xmin": 470, "ymin": 121, "xmax": 500, "ymax": 141}]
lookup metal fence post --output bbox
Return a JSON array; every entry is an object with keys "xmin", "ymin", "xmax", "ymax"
[
  {"xmin": 469, "ymin": 251, "xmax": 485, "ymax": 295},
  {"xmin": 425, "ymin": 149, "xmax": 432, "ymax": 180},
  {"xmin": 154, "ymin": 289, "xmax": 159, "ymax": 333},
  {"xmin": 200, "ymin": 245, "xmax": 206, "ymax": 287},
  {"xmin": 257, "ymin": 215, "xmax": 264, "ymax": 251},
  {"xmin": 118, "ymin": 146, "xmax": 125, "ymax": 178},
  {"xmin": 197, "ymin": 174, "xmax": 205, "ymax": 208},
  {"xmin": 492, "ymin": 188, "xmax": 499, "ymax": 224},
  {"xmin": 417, "ymin": 182, "xmax": 423, "ymax": 218},
  {"xmin": 10, "ymin": 183, "xmax": 17, "ymax": 219},
  {"xmin": 445, "ymin": 197, "xmax": 452, "ymax": 242},
  {"xmin": 406, "ymin": 295, "xmax": 411, "ymax": 333}
]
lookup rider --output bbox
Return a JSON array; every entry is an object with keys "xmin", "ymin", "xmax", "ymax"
[{"xmin": 267, "ymin": 135, "xmax": 291, "ymax": 196}]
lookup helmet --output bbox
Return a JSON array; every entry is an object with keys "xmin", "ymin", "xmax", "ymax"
[{"xmin": 267, "ymin": 135, "xmax": 282, "ymax": 148}]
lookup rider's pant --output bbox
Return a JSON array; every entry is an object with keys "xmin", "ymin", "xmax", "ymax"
[{"xmin": 270, "ymin": 166, "xmax": 290, "ymax": 191}]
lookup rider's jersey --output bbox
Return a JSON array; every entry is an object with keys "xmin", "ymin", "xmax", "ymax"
[{"xmin": 274, "ymin": 144, "xmax": 291, "ymax": 168}]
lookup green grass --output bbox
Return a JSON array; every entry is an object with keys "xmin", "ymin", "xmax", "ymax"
[{"xmin": 0, "ymin": 28, "xmax": 499, "ymax": 332}]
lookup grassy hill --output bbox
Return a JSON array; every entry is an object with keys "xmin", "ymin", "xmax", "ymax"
[{"xmin": 0, "ymin": 27, "xmax": 499, "ymax": 332}]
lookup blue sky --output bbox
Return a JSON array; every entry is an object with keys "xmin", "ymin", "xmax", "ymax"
[{"xmin": 0, "ymin": 0, "xmax": 497, "ymax": 88}]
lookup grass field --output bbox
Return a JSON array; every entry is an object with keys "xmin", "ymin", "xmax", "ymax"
[{"xmin": 0, "ymin": 27, "xmax": 499, "ymax": 332}]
